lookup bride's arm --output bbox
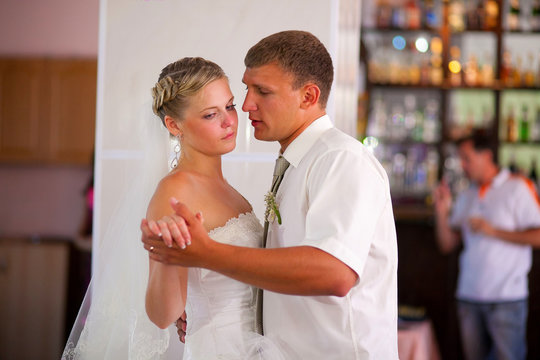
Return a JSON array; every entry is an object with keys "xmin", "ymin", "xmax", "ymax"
[{"xmin": 144, "ymin": 179, "xmax": 188, "ymax": 329}]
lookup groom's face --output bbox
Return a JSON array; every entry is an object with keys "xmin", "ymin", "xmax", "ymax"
[{"xmin": 242, "ymin": 63, "xmax": 305, "ymax": 149}]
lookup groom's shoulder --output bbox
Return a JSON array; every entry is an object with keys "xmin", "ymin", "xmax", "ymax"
[{"xmin": 319, "ymin": 127, "xmax": 366, "ymax": 154}]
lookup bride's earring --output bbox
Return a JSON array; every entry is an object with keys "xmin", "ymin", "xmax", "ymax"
[{"xmin": 171, "ymin": 134, "xmax": 181, "ymax": 169}]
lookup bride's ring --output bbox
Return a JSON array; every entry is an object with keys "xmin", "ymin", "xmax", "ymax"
[{"xmin": 150, "ymin": 246, "xmax": 155, "ymax": 252}]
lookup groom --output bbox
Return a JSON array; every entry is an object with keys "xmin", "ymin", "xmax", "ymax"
[{"xmin": 142, "ymin": 30, "xmax": 398, "ymax": 359}]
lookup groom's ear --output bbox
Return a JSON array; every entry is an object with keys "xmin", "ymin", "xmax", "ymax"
[{"xmin": 299, "ymin": 83, "xmax": 321, "ymax": 109}]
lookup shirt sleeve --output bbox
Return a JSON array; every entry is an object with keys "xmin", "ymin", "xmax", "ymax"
[
  {"xmin": 300, "ymin": 147, "xmax": 392, "ymax": 278},
  {"xmin": 512, "ymin": 179, "xmax": 540, "ymax": 230}
]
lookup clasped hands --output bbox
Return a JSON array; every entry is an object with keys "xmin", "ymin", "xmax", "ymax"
[
  {"xmin": 140, "ymin": 197, "xmax": 209, "ymax": 267},
  {"xmin": 468, "ymin": 216, "xmax": 496, "ymax": 236}
]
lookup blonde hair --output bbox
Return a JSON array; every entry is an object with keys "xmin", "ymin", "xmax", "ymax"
[{"xmin": 152, "ymin": 57, "xmax": 226, "ymax": 124}]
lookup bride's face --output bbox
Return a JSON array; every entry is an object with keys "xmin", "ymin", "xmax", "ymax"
[{"xmin": 180, "ymin": 78, "xmax": 238, "ymax": 156}]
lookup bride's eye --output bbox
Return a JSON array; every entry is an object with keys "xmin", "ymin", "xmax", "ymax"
[{"xmin": 203, "ymin": 113, "xmax": 216, "ymax": 120}]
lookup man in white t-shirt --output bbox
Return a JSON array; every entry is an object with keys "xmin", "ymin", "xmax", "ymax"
[
  {"xmin": 142, "ymin": 30, "xmax": 398, "ymax": 359},
  {"xmin": 434, "ymin": 130, "xmax": 540, "ymax": 360}
]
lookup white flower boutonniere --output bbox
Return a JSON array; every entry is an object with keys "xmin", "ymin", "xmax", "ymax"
[{"xmin": 264, "ymin": 191, "xmax": 282, "ymax": 225}]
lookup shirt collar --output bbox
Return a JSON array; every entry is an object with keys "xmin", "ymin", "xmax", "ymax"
[
  {"xmin": 477, "ymin": 168, "xmax": 510, "ymax": 198},
  {"xmin": 492, "ymin": 168, "xmax": 510, "ymax": 188},
  {"xmin": 281, "ymin": 115, "xmax": 333, "ymax": 168}
]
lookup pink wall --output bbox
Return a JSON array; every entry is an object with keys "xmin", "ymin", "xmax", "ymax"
[
  {"xmin": 0, "ymin": 0, "xmax": 98, "ymax": 238},
  {"xmin": 0, "ymin": 0, "xmax": 99, "ymax": 56}
]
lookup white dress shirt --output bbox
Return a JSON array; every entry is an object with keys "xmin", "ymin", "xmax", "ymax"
[
  {"xmin": 450, "ymin": 168, "xmax": 540, "ymax": 302},
  {"xmin": 264, "ymin": 115, "xmax": 399, "ymax": 359}
]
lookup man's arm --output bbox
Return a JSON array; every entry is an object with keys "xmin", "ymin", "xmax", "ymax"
[
  {"xmin": 142, "ymin": 201, "xmax": 358, "ymax": 297},
  {"xmin": 469, "ymin": 217, "xmax": 540, "ymax": 247},
  {"xmin": 433, "ymin": 181, "xmax": 461, "ymax": 254}
]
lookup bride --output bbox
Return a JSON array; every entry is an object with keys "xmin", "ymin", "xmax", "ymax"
[
  {"xmin": 63, "ymin": 57, "xmax": 282, "ymax": 359},
  {"xmin": 145, "ymin": 57, "xmax": 284, "ymax": 359}
]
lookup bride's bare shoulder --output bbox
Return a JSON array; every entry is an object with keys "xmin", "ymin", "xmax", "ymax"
[{"xmin": 146, "ymin": 170, "xmax": 200, "ymax": 219}]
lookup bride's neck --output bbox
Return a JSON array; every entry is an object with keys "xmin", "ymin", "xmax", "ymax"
[{"xmin": 177, "ymin": 152, "xmax": 224, "ymax": 180}]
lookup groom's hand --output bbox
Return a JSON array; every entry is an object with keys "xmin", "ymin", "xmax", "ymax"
[{"xmin": 141, "ymin": 198, "xmax": 212, "ymax": 267}]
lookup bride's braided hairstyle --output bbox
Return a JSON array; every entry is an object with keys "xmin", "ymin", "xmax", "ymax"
[{"xmin": 152, "ymin": 57, "xmax": 226, "ymax": 125}]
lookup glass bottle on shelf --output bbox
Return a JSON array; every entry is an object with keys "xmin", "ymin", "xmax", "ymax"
[
  {"xmin": 464, "ymin": 54, "xmax": 479, "ymax": 86},
  {"xmin": 532, "ymin": 106, "xmax": 540, "ymax": 142},
  {"xmin": 506, "ymin": 106, "xmax": 518, "ymax": 142},
  {"xmin": 501, "ymin": 50, "xmax": 513, "ymax": 86},
  {"xmin": 481, "ymin": 54, "xmax": 495, "ymax": 86},
  {"xmin": 424, "ymin": 0, "xmax": 439, "ymax": 29},
  {"xmin": 467, "ymin": 0, "xmax": 481, "ymax": 30},
  {"xmin": 484, "ymin": 0, "xmax": 499, "ymax": 30},
  {"xmin": 508, "ymin": 0, "xmax": 521, "ymax": 31},
  {"xmin": 513, "ymin": 55, "xmax": 523, "ymax": 87},
  {"xmin": 449, "ymin": 46, "xmax": 463, "ymax": 86},
  {"xmin": 537, "ymin": 52, "xmax": 540, "ymax": 86},
  {"xmin": 430, "ymin": 55, "xmax": 444, "ymax": 86},
  {"xmin": 530, "ymin": 157, "xmax": 538, "ymax": 188},
  {"xmin": 524, "ymin": 53, "xmax": 536, "ymax": 87},
  {"xmin": 509, "ymin": 152, "xmax": 519, "ymax": 173},
  {"xmin": 376, "ymin": 0, "xmax": 392, "ymax": 28},
  {"xmin": 449, "ymin": 0, "xmax": 466, "ymax": 32},
  {"xmin": 406, "ymin": 0, "xmax": 422, "ymax": 29},
  {"xmin": 423, "ymin": 99, "xmax": 440, "ymax": 143},
  {"xmin": 519, "ymin": 105, "xmax": 530, "ymax": 142},
  {"xmin": 532, "ymin": 0, "xmax": 540, "ymax": 31},
  {"xmin": 404, "ymin": 94, "xmax": 418, "ymax": 140},
  {"xmin": 426, "ymin": 149, "xmax": 439, "ymax": 190}
]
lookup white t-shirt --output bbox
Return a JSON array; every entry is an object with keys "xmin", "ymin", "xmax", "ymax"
[
  {"xmin": 263, "ymin": 115, "xmax": 399, "ymax": 360},
  {"xmin": 450, "ymin": 168, "xmax": 540, "ymax": 302}
]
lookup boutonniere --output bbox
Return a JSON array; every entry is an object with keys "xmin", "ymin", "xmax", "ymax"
[{"xmin": 264, "ymin": 191, "xmax": 282, "ymax": 225}]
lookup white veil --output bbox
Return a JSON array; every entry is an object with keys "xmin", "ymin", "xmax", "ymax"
[{"xmin": 62, "ymin": 101, "xmax": 181, "ymax": 359}]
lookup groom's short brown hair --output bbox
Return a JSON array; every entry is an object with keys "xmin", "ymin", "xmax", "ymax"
[{"xmin": 244, "ymin": 30, "xmax": 334, "ymax": 108}]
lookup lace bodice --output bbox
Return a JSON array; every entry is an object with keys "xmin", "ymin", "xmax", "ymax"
[{"xmin": 183, "ymin": 211, "xmax": 271, "ymax": 359}]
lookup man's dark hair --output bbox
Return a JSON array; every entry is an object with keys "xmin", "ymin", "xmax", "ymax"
[
  {"xmin": 456, "ymin": 128, "xmax": 496, "ymax": 155},
  {"xmin": 244, "ymin": 30, "xmax": 334, "ymax": 108}
]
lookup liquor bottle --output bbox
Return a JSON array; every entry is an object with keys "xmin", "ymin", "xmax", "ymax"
[
  {"xmin": 430, "ymin": 54, "xmax": 444, "ymax": 85},
  {"xmin": 519, "ymin": 105, "xmax": 530, "ymax": 142},
  {"xmin": 467, "ymin": 0, "xmax": 481, "ymax": 30},
  {"xmin": 509, "ymin": 152, "xmax": 519, "ymax": 173},
  {"xmin": 508, "ymin": 0, "xmax": 521, "ymax": 31},
  {"xmin": 449, "ymin": 0, "xmax": 466, "ymax": 32},
  {"xmin": 537, "ymin": 52, "xmax": 540, "ymax": 87},
  {"xmin": 530, "ymin": 158, "xmax": 538, "ymax": 187},
  {"xmin": 424, "ymin": 0, "xmax": 439, "ymax": 29},
  {"xmin": 376, "ymin": 0, "xmax": 392, "ymax": 28},
  {"xmin": 507, "ymin": 106, "xmax": 518, "ymax": 142},
  {"xmin": 531, "ymin": 106, "xmax": 540, "ymax": 142},
  {"xmin": 501, "ymin": 50, "xmax": 513, "ymax": 86},
  {"xmin": 481, "ymin": 54, "xmax": 495, "ymax": 86},
  {"xmin": 513, "ymin": 56, "xmax": 523, "ymax": 87},
  {"xmin": 464, "ymin": 55, "xmax": 479, "ymax": 86},
  {"xmin": 449, "ymin": 46, "xmax": 463, "ymax": 86},
  {"xmin": 484, "ymin": 0, "xmax": 499, "ymax": 30},
  {"xmin": 524, "ymin": 53, "xmax": 536, "ymax": 87},
  {"xmin": 406, "ymin": 0, "xmax": 422, "ymax": 29},
  {"xmin": 532, "ymin": 0, "xmax": 540, "ymax": 31}
]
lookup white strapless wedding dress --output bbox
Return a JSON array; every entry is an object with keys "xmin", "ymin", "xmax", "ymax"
[{"xmin": 182, "ymin": 212, "xmax": 284, "ymax": 360}]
